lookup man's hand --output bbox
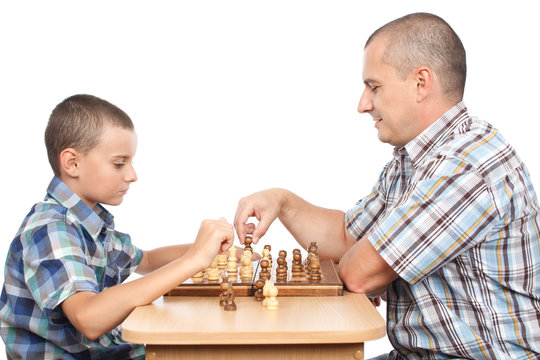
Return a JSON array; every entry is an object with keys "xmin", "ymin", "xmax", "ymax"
[{"xmin": 234, "ymin": 189, "xmax": 285, "ymax": 244}]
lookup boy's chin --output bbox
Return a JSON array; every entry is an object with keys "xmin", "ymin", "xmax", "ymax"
[{"xmin": 102, "ymin": 197, "xmax": 125, "ymax": 206}]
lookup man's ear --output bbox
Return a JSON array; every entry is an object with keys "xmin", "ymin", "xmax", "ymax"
[
  {"xmin": 59, "ymin": 148, "xmax": 80, "ymax": 178},
  {"xmin": 414, "ymin": 66, "xmax": 433, "ymax": 102}
]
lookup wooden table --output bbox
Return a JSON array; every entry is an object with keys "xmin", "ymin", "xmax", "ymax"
[{"xmin": 122, "ymin": 292, "xmax": 385, "ymax": 359}]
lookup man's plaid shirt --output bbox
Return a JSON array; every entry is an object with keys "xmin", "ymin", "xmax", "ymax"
[{"xmin": 346, "ymin": 102, "xmax": 540, "ymax": 359}]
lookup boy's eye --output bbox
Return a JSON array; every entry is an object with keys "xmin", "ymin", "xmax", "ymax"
[{"xmin": 114, "ymin": 163, "xmax": 125, "ymax": 169}]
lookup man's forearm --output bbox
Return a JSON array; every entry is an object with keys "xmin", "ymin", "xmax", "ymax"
[{"xmin": 277, "ymin": 190, "xmax": 353, "ymax": 261}]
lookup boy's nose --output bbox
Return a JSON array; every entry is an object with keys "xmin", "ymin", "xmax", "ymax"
[{"xmin": 126, "ymin": 165, "xmax": 137, "ymax": 183}]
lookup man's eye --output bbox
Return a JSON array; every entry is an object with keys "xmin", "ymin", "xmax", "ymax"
[{"xmin": 114, "ymin": 163, "xmax": 125, "ymax": 169}]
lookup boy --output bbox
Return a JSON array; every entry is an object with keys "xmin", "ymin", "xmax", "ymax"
[{"xmin": 0, "ymin": 94, "xmax": 234, "ymax": 359}]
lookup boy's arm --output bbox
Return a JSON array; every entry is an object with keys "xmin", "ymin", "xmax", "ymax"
[
  {"xmin": 135, "ymin": 244, "xmax": 193, "ymax": 275},
  {"xmin": 61, "ymin": 218, "xmax": 233, "ymax": 340}
]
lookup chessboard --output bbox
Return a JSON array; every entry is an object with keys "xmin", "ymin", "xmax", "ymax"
[{"xmin": 166, "ymin": 242, "xmax": 343, "ymax": 297}]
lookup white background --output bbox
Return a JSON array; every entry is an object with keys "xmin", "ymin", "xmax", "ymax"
[{"xmin": 1, "ymin": 1, "xmax": 539, "ymax": 358}]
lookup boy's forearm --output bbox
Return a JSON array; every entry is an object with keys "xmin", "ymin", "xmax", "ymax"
[
  {"xmin": 63, "ymin": 254, "xmax": 202, "ymax": 340},
  {"xmin": 136, "ymin": 243, "xmax": 193, "ymax": 274}
]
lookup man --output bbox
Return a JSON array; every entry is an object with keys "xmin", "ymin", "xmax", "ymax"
[{"xmin": 234, "ymin": 13, "xmax": 540, "ymax": 359}]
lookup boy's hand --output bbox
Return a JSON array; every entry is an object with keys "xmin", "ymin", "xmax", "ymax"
[{"xmin": 189, "ymin": 217, "xmax": 234, "ymax": 270}]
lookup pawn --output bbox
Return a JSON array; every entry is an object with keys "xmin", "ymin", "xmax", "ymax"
[
  {"xmin": 224, "ymin": 282, "xmax": 237, "ymax": 311},
  {"xmin": 227, "ymin": 248, "xmax": 238, "ymax": 281},
  {"xmin": 276, "ymin": 256, "xmax": 288, "ymax": 282},
  {"xmin": 254, "ymin": 279, "xmax": 265, "ymax": 302},
  {"xmin": 217, "ymin": 252, "xmax": 227, "ymax": 271},
  {"xmin": 244, "ymin": 236, "xmax": 253, "ymax": 252},
  {"xmin": 192, "ymin": 270, "xmax": 204, "ymax": 283},
  {"xmin": 259, "ymin": 259, "xmax": 271, "ymax": 281},
  {"xmin": 219, "ymin": 280, "xmax": 229, "ymax": 306},
  {"xmin": 240, "ymin": 254, "xmax": 253, "ymax": 282},
  {"xmin": 262, "ymin": 280, "xmax": 271, "ymax": 307},
  {"xmin": 265, "ymin": 282, "xmax": 279, "ymax": 311},
  {"xmin": 264, "ymin": 245, "xmax": 272, "ymax": 263},
  {"xmin": 207, "ymin": 259, "xmax": 220, "ymax": 282},
  {"xmin": 309, "ymin": 256, "xmax": 322, "ymax": 281},
  {"xmin": 291, "ymin": 250, "xmax": 304, "ymax": 276}
]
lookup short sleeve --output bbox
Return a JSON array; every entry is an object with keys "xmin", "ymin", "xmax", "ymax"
[
  {"xmin": 24, "ymin": 222, "xmax": 99, "ymax": 323},
  {"xmin": 368, "ymin": 158, "xmax": 498, "ymax": 285},
  {"xmin": 345, "ymin": 161, "xmax": 394, "ymax": 240}
]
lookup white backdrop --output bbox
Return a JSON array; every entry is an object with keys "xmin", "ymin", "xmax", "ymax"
[{"xmin": 1, "ymin": 1, "xmax": 539, "ymax": 358}]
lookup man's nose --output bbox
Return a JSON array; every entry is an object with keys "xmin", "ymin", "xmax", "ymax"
[{"xmin": 357, "ymin": 89, "xmax": 373, "ymax": 113}]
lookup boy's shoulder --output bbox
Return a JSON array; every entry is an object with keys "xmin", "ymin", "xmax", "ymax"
[{"xmin": 14, "ymin": 178, "xmax": 109, "ymax": 245}]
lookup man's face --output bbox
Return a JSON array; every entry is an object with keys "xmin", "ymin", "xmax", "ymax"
[
  {"xmin": 358, "ymin": 38, "xmax": 420, "ymax": 147},
  {"xmin": 76, "ymin": 125, "xmax": 138, "ymax": 208}
]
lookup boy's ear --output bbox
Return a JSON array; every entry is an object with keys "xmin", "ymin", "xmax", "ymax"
[{"xmin": 59, "ymin": 148, "xmax": 80, "ymax": 178}]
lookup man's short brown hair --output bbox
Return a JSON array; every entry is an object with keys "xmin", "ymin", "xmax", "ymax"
[
  {"xmin": 45, "ymin": 94, "xmax": 134, "ymax": 176},
  {"xmin": 366, "ymin": 13, "xmax": 467, "ymax": 102}
]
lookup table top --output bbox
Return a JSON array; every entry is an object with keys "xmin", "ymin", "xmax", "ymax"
[{"xmin": 122, "ymin": 292, "xmax": 385, "ymax": 345}]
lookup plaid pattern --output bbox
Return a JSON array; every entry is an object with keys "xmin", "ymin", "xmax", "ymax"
[
  {"xmin": 0, "ymin": 177, "xmax": 145, "ymax": 359},
  {"xmin": 345, "ymin": 102, "xmax": 540, "ymax": 359}
]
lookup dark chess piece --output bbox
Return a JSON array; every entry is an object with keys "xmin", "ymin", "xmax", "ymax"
[
  {"xmin": 254, "ymin": 279, "xmax": 265, "ymax": 301},
  {"xmin": 259, "ymin": 259, "xmax": 271, "ymax": 281}
]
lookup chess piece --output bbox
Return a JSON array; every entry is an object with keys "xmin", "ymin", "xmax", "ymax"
[
  {"xmin": 309, "ymin": 255, "xmax": 322, "ymax": 281},
  {"xmin": 306, "ymin": 242, "xmax": 318, "ymax": 272},
  {"xmin": 240, "ymin": 254, "xmax": 253, "ymax": 282},
  {"xmin": 217, "ymin": 252, "xmax": 227, "ymax": 271},
  {"xmin": 291, "ymin": 250, "xmax": 304, "ymax": 277},
  {"xmin": 264, "ymin": 244, "xmax": 272, "ymax": 263},
  {"xmin": 261, "ymin": 247, "xmax": 270, "ymax": 265},
  {"xmin": 244, "ymin": 236, "xmax": 253, "ymax": 252},
  {"xmin": 254, "ymin": 279, "xmax": 265, "ymax": 301},
  {"xmin": 276, "ymin": 256, "xmax": 288, "ymax": 282},
  {"xmin": 207, "ymin": 259, "xmax": 220, "ymax": 282},
  {"xmin": 265, "ymin": 282, "xmax": 279, "ymax": 310},
  {"xmin": 259, "ymin": 259, "xmax": 271, "ymax": 281},
  {"xmin": 224, "ymin": 282, "xmax": 237, "ymax": 311},
  {"xmin": 227, "ymin": 248, "xmax": 238, "ymax": 282},
  {"xmin": 192, "ymin": 270, "xmax": 204, "ymax": 283},
  {"xmin": 262, "ymin": 280, "xmax": 271, "ymax": 307},
  {"xmin": 219, "ymin": 280, "xmax": 229, "ymax": 306}
]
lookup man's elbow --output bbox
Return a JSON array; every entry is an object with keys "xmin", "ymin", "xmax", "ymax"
[{"xmin": 340, "ymin": 270, "xmax": 373, "ymax": 294}]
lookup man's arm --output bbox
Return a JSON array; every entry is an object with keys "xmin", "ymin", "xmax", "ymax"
[
  {"xmin": 61, "ymin": 218, "xmax": 234, "ymax": 340},
  {"xmin": 234, "ymin": 188, "xmax": 353, "ymax": 261},
  {"xmin": 339, "ymin": 233, "xmax": 398, "ymax": 296},
  {"xmin": 234, "ymin": 188, "xmax": 398, "ymax": 294}
]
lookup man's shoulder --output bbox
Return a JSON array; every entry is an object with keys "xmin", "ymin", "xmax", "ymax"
[{"xmin": 434, "ymin": 118, "xmax": 519, "ymax": 171}]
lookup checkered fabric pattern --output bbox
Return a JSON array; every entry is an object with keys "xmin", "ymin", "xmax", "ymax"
[
  {"xmin": 0, "ymin": 177, "xmax": 145, "ymax": 359},
  {"xmin": 345, "ymin": 102, "xmax": 540, "ymax": 359}
]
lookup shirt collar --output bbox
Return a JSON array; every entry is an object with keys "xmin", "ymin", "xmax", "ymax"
[
  {"xmin": 396, "ymin": 101, "xmax": 471, "ymax": 167},
  {"xmin": 45, "ymin": 177, "xmax": 115, "ymax": 240}
]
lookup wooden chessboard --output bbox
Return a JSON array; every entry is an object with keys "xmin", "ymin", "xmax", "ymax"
[{"xmin": 166, "ymin": 258, "xmax": 343, "ymax": 297}]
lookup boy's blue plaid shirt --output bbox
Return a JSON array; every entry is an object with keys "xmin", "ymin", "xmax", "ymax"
[
  {"xmin": 0, "ymin": 177, "xmax": 144, "ymax": 359},
  {"xmin": 345, "ymin": 102, "xmax": 540, "ymax": 359}
]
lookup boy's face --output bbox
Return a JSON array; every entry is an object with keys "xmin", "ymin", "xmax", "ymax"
[{"xmin": 75, "ymin": 125, "xmax": 138, "ymax": 208}]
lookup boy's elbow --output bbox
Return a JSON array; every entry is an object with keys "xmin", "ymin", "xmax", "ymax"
[{"xmin": 70, "ymin": 311, "xmax": 104, "ymax": 340}]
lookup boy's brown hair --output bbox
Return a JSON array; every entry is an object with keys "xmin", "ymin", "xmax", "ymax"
[{"xmin": 45, "ymin": 94, "xmax": 134, "ymax": 176}]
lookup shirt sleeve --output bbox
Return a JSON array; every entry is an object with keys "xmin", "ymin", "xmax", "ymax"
[
  {"xmin": 368, "ymin": 156, "xmax": 498, "ymax": 285},
  {"xmin": 24, "ymin": 221, "xmax": 100, "ymax": 323},
  {"xmin": 345, "ymin": 160, "xmax": 394, "ymax": 240}
]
